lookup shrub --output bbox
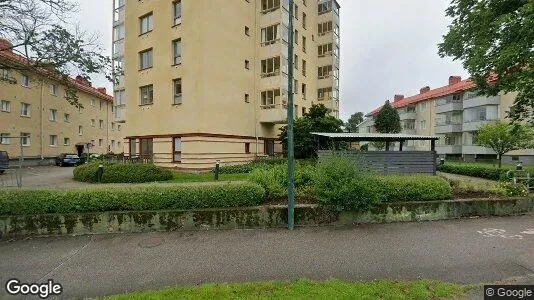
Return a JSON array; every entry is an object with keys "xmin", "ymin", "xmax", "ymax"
[
  {"xmin": 377, "ymin": 176, "xmax": 452, "ymax": 202},
  {"xmin": 495, "ymin": 182, "xmax": 529, "ymax": 197},
  {"xmin": 248, "ymin": 162, "xmax": 316, "ymax": 200},
  {"xmin": 73, "ymin": 162, "xmax": 173, "ymax": 183},
  {"xmin": 0, "ymin": 182, "xmax": 265, "ymax": 216},
  {"xmin": 437, "ymin": 163, "xmax": 504, "ymax": 180},
  {"xmin": 313, "ymin": 156, "xmax": 381, "ymax": 211}
]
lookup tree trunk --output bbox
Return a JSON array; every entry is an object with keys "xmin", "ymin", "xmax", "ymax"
[{"xmin": 498, "ymin": 154, "xmax": 502, "ymax": 168}]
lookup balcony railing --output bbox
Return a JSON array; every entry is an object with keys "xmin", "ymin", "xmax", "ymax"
[
  {"xmin": 261, "ymin": 39, "xmax": 280, "ymax": 47},
  {"xmin": 260, "ymin": 70, "xmax": 280, "ymax": 78},
  {"xmin": 261, "ymin": 6, "xmax": 280, "ymax": 14}
]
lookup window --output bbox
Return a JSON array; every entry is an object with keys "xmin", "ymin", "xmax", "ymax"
[
  {"xmin": 20, "ymin": 103, "xmax": 30, "ymax": 117},
  {"xmin": 99, "ymin": 139, "xmax": 103, "ymax": 147},
  {"xmin": 318, "ymin": 87, "xmax": 333, "ymax": 100},
  {"xmin": 294, "ymin": 54, "xmax": 298, "ymax": 69},
  {"xmin": 113, "ymin": 24, "xmax": 125, "ymax": 41},
  {"xmin": 264, "ymin": 139, "xmax": 275, "ymax": 156},
  {"xmin": 302, "ymin": 107, "xmax": 306, "ymax": 116},
  {"xmin": 49, "ymin": 135, "xmax": 58, "ymax": 146},
  {"xmin": 294, "ymin": 79, "xmax": 298, "ymax": 94},
  {"xmin": 115, "ymin": 90, "xmax": 125, "ymax": 105},
  {"xmin": 64, "ymin": 137, "xmax": 70, "ymax": 146},
  {"xmin": 139, "ymin": 13, "xmax": 153, "ymax": 35},
  {"xmin": 261, "ymin": 89, "xmax": 281, "ymax": 107},
  {"xmin": 49, "ymin": 109, "xmax": 57, "ymax": 122},
  {"xmin": 118, "ymin": 125, "xmax": 122, "ymax": 131},
  {"xmin": 318, "ymin": 0, "xmax": 333, "ymax": 14},
  {"xmin": 111, "ymin": 140, "xmax": 116, "ymax": 148},
  {"xmin": 91, "ymin": 139, "xmax": 95, "ymax": 146},
  {"xmin": 294, "ymin": 4, "xmax": 299, "ymax": 18},
  {"xmin": 245, "ymin": 94, "xmax": 250, "ymax": 103},
  {"xmin": 139, "ymin": 48, "xmax": 153, "ymax": 70},
  {"xmin": 173, "ymin": 78, "xmax": 182, "ymax": 105},
  {"xmin": 294, "ymin": 29, "xmax": 298, "ymax": 44},
  {"xmin": 302, "ymin": 83, "xmax": 307, "ymax": 99},
  {"xmin": 173, "ymin": 137, "xmax": 182, "ymax": 162},
  {"xmin": 261, "ymin": 57, "xmax": 281, "ymax": 77},
  {"xmin": 50, "ymin": 84, "xmax": 57, "ymax": 96},
  {"xmin": 245, "ymin": 60, "xmax": 250, "ymax": 69},
  {"xmin": 1, "ymin": 68, "xmax": 12, "ymax": 80},
  {"xmin": 302, "ymin": 60, "xmax": 306, "ymax": 76},
  {"xmin": 245, "ymin": 143, "xmax": 250, "ymax": 154},
  {"xmin": 173, "ymin": 0, "xmax": 182, "ymax": 26},
  {"xmin": 261, "ymin": 24, "xmax": 279, "ymax": 46},
  {"xmin": 21, "ymin": 133, "xmax": 31, "ymax": 146},
  {"xmin": 91, "ymin": 119, "xmax": 95, "ymax": 127},
  {"xmin": 1, "ymin": 100, "xmax": 10, "ymax": 112},
  {"xmin": 302, "ymin": 36, "xmax": 306, "ymax": 52},
  {"xmin": 99, "ymin": 119, "xmax": 104, "ymax": 129},
  {"xmin": 139, "ymin": 138, "xmax": 153, "ymax": 157},
  {"xmin": 0, "ymin": 133, "xmax": 10, "ymax": 145},
  {"xmin": 302, "ymin": 13, "xmax": 306, "ymax": 28},
  {"xmin": 420, "ymin": 120, "xmax": 427, "ymax": 130},
  {"xmin": 129, "ymin": 139, "xmax": 137, "ymax": 156},
  {"xmin": 261, "ymin": 0, "xmax": 281, "ymax": 13},
  {"xmin": 91, "ymin": 99, "xmax": 95, "ymax": 106},
  {"xmin": 172, "ymin": 39, "xmax": 182, "ymax": 65},
  {"xmin": 318, "ymin": 43, "xmax": 333, "ymax": 57},
  {"xmin": 318, "ymin": 65, "xmax": 333, "ymax": 79},
  {"xmin": 78, "ymin": 125, "xmax": 83, "ymax": 135},
  {"xmin": 21, "ymin": 75, "xmax": 30, "ymax": 87},
  {"xmin": 245, "ymin": 26, "xmax": 250, "ymax": 36},
  {"xmin": 318, "ymin": 21, "xmax": 333, "ymax": 36},
  {"xmin": 140, "ymin": 84, "xmax": 154, "ymax": 105}
]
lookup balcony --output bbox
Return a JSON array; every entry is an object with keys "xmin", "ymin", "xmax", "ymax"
[
  {"xmin": 399, "ymin": 111, "xmax": 416, "ymax": 121},
  {"xmin": 463, "ymin": 95, "xmax": 500, "ymax": 109},
  {"xmin": 114, "ymin": 105, "xmax": 126, "ymax": 123},
  {"xmin": 435, "ymin": 123, "xmax": 463, "ymax": 134},
  {"xmin": 259, "ymin": 104, "xmax": 287, "ymax": 124},
  {"xmin": 462, "ymin": 119, "xmax": 498, "ymax": 131},
  {"xmin": 402, "ymin": 129, "xmax": 416, "ymax": 135},
  {"xmin": 462, "ymin": 145, "xmax": 496, "ymax": 155},
  {"xmin": 435, "ymin": 101, "xmax": 463, "ymax": 114},
  {"xmin": 436, "ymin": 145, "xmax": 462, "ymax": 155}
]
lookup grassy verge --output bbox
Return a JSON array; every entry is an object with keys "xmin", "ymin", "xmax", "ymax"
[
  {"xmin": 104, "ymin": 279, "xmax": 468, "ymax": 300},
  {"xmin": 171, "ymin": 172, "xmax": 250, "ymax": 183}
]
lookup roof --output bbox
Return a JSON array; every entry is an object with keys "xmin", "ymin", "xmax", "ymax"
[
  {"xmin": 311, "ymin": 132, "xmax": 440, "ymax": 141},
  {"xmin": 0, "ymin": 40, "xmax": 113, "ymax": 103},
  {"xmin": 366, "ymin": 79, "xmax": 477, "ymax": 117}
]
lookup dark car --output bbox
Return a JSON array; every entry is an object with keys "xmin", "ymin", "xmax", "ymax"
[
  {"xmin": 0, "ymin": 151, "xmax": 8, "ymax": 174},
  {"xmin": 55, "ymin": 154, "xmax": 81, "ymax": 167}
]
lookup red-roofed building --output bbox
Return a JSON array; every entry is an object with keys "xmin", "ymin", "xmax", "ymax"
[
  {"xmin": 0, "ymin": 38, "xmax": 124, "ymax": 165},
  {"xmin": 358, "ymin": 75, "xmax": 534, "ymax": 164}
]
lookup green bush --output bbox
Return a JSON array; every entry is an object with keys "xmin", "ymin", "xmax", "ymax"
[
  {"xmin": 73, "ymin": 162, "xmax": 173, "ymax": 183},
  {"xmin": 495, "ymin": 182, "xmax": 528, "ymax": 197},
  {"xmin": 437, "ymin": 163, "xmax": 504, "ymax": 180},
  {"xmin": 248, "ymin": 162, "xmax": 316, "ymax": 200},
  {"xmin": 0, "ymin": 182, "xmax": 265, "ymax": 216},
  {"xmin": 377, "ymin": 176, "xmax": 452, "ymax": 203},
  {"xmin": 313, "ymin": 156, "xmax": 382, "ymax": 211}
]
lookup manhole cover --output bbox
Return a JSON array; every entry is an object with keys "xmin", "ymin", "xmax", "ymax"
[{"xmin": 138, "ymin": 237, "xmax": 165, "ymax": 248}]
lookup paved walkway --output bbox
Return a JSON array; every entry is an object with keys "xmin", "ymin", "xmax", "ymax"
[{"xmin": 1, "ymin": 216, "xmax": 534, "ymax": 298}]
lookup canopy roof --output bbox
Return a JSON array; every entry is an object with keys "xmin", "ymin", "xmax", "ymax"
[{"xmin": 311, "ymin": 132, "xmax": 440, "ymax": 142}]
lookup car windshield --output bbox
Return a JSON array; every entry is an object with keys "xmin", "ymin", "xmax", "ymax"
[{"xmin": 65, "ymin": 155, "xmax": 79, "ymax": 159}]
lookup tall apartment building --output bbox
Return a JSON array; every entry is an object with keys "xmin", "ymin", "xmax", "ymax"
[
  {"xmin": 0, "ymin": 39, "xmax": 123, "ymax": 165},
  {"xmin": 358, "ymin": 75, "xmax": 534, "ymax": 164},
  {"xmin": 112, "ymin": 0, "xmax": 341, "ymax": 170}
]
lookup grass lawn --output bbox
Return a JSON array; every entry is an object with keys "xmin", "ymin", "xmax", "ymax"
[
  {"xmin": 171, "ymin": 172, "xmax": 250, "ymax": 183},
  {"xmin": 105, "ymin": 279, "xmax": 468, "ymax": 300}
]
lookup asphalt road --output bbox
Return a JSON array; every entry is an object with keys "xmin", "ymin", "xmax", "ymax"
[
  {"xmin": 1, "ymin": 216, "xmax": 534, "ymax": 299},
  {"xmin": 0, "ymin": 166, "xmax": 84, "ymax": 188}
]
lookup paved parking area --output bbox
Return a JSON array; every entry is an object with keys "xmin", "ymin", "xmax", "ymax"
[{"xmin": 0, "ymin": 166, "xmax": 85, "ymax": 188}]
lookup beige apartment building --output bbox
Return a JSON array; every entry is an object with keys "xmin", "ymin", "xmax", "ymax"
[
  {"xmin": 359, "ymin": 75, "xmax": 534, "ymax": 164},
  {"xmin": 112, "ymin": 0, "xmax": 340, "ymax": 170},
  {"xmin": 0, "ymin": 39, "xmax": 123, "ymax": 165}
]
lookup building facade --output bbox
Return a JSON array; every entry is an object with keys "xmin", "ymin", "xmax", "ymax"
[
  {"xmin": 112, "ymin": 0, "xmax": 341, "ymax": 170},
  {"xmin": 359, "ymin": 75, "xmax": 534, "ymax": 164},
  {"xmin": 0, "ymin": 39, "xmax": 123, "ymax": 164}
]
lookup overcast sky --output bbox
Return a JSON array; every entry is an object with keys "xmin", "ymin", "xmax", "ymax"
[{"xmin": 74, "ymin": 0, "xmax": 468, "ymax": 121}]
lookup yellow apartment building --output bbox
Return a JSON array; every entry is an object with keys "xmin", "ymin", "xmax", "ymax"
[
  {"xmin": 0, "ymin": 39, "xmax": 123, "ymax": 165},
  {"xmin": 112, "ymin": 0, "xmax": 341, "ymax": 170},
  {"xmin": 359, "ymin": 75, "xmax": 534, "ymax": 164}
]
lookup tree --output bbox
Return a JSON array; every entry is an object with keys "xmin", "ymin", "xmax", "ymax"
[
  {"xmin": 279, "ymin": 104, "xmax": 344, "ymax": 159},
  {"xmin": 476, "ymin": 121, "xmax": 534, "ymax": 168},
  {"xmin": 374, "ymin": 101, "xmax": 401, "ymax": 134},
  {"xmin": 0, "ymin": 0, "xmax": 114, "ymax": 108},
  {"xmin": 345, "ymin": 112, "xmax": 364, "ymax": 133},
  {"xmin": 438, "ymin": 0, "xmax": 534, "ymax": 123}
]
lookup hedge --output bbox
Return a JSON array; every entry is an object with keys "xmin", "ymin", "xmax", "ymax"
[
  {"xmin": 216, "ymin": 157, "xmax": 288, "ymax": 174},
  {"xmin": 0, "ymin": 182, "xmax": 265, "ymax": 216},
  {"xmin": 73, "ymin": 162, "xmax": 173, "ymax": 183},
  {"xmin": 377, "ymin": 176, "xmax": 452, "ymax": 203},
  {"xmin": 437, "ymin": 164, "xmax": 505, "ymax": 180}
]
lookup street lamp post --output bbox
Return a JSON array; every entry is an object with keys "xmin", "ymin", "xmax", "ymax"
[{"xmin": 287, "ymin": 0, "xmax": 296, "ymax": 230}]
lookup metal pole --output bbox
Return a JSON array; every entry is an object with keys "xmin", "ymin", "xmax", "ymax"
[
  {"xmin": 18, "ymin": 136, "xmax": 23, "ymax": 188},
  {"xmin": 287, "ymin": 0, "xmax": 295, "ymax": 230}
]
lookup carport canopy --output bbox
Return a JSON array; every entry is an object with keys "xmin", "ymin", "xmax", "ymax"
[{"xmin": 311, "ymin": 132, "xmax": 440, "ymax": 151}]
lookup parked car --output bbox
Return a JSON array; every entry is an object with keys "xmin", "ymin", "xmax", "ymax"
[
  {"xmin": 55, "ymin": 154, "xmax": 81, "ymax": 167},
  {"xmin": 0, "ymin": 151, "xmax": 8, "ymax": 174}
]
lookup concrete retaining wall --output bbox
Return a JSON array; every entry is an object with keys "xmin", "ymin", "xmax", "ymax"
[{"xmin": 1, "ymin": 198, "xmax": 533, "ymax": 239}]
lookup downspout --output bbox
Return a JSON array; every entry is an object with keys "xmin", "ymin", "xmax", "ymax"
[
  {"xmin": 40, "ymin": 83, "xmax": 44, "ymax": 160},
  {"xmin": 253, "ymin": 0, "xmax": 259, "ymax": 157}
]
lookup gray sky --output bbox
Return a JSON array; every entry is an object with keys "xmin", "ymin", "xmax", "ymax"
[{"xmin": 75, "ymin": 0, "xmax": 468, "ymax": 121}]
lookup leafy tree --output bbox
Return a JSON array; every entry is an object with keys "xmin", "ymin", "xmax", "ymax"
[
  {"xmin": 476, "ymin": 121, "xmax": 534, "ymax": 168},
  {"xmin": 0, "ymin": 0, "xmax": 114, "ymax": 107},
  {"xmin": 279, "ymin": 104, "xmax": 344, "ymax": 159},
  {"xmin": 374, "ymin": 101, "xmax": 401, "ymax": 133},
  {"xmin": 345, "ymin": 112, "xmax": 364, "ymax": 132},
  {"xmin": 438, "ymin": 0, "xmax": 534, "ymax": 123}
]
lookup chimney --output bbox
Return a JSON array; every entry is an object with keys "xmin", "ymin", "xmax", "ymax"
[
  {"xmin": 393, "ymin": 94, "xmax": 404, "ymax": 102},
  {"xmin": 97, "ymin": 87, "xmax": 107, "ymax": 94},
  {"xmin": 449, "ymin": 76, "xmax": 462, "ymax": 85},
  {"xmin": 75, "ymin": 75, "xmax": 91, "ymax": 87},
  {"xmin": 0, "ymin": 38, "xmax": 13, "ymax": 52},
  {"xmin": 420, "ymin": 86, "xmax": 431, "ymax": 94}
]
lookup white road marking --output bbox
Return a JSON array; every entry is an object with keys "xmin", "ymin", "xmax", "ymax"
[
  {"xmin": 477, "ymin": 228, "xmax": 523, "ymax": 239},
  {"xmin": 520, "ymin": 229, "xmax": 534, "ymax": 235}
]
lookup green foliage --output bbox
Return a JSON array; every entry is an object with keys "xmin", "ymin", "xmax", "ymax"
[
  {"xmin": 476, "ymin": 121, "xmax": 534, "ymax": 167},
  {"xmin": 0, "ymin": 182, "xmax": 266, "ymax": 216},
  {"xmin": 248, "ymin": 163, "xmax": 315, "ymax": 200},
  {"xmin": 377, "ymin": 176, "xmax": 452, "ymax": 203},
  {"xmin": 216, "ymin": 157, "xmax": 287, "ymax": 174},
  {"xmin": 279, "ymin": 104, "xmax": 344, "ymax": 159},
  {"xmin": 495, "ymin": 182, "xmax": 529, "ymax": 197},
  {"xmin": 345, "ymin": 112, "xmax": 364, "ymax": 132},
  {"xmin": 437, "ymin": 163, "xmax": 506, "ymax": 180},
  {"xmin": 73, "ymin": 162, "xmax": 173, "ymax": 183},
  {"xmin": 374, "ymin": 101, "xmax": 401, "ymax": 133},
  {"xmin": 438, "ymin": 0, "xmax": 534, "ymax": 123}
]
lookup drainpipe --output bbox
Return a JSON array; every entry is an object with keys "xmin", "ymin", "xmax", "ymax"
[
  {"xmin": 253, "ymin": 0, "xmax": 259, "ymax": 157},
  {"xmin": 40, "ymin": 83, "xmax": 44, "ymax": 160}
]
